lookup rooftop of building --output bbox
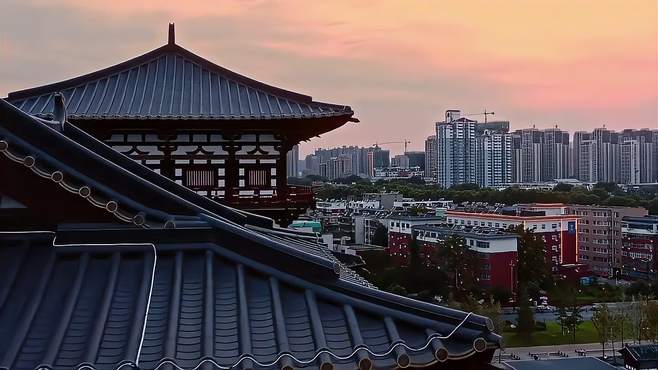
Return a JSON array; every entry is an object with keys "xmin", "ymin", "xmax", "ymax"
[
  {"xmin": 619, "ymin": 343, "xmax": 658, "ymax": 365},
  {"xmin": 447, "ymin": 210, "xmax": 578, "ymax": 221},
  {"xmin": 622, "ymin": 215, "xmax": 658, "ymax": 223},
  {"xmin": 386, "ymin": 214, "xmax": 446, "ymax": 221},
  {"xmin": 503, "ymin": 357, "xmax": 617, "ymax": 370},
  {"xmin": 412, "ymin": 224, "xmax": 519, "ymax": 240}
]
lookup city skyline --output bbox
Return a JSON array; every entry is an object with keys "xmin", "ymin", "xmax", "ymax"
[{"xmin": 1, "ymin": 1, "xmax": 656, "ymax": 156}]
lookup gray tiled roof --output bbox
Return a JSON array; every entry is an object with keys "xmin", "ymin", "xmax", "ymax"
[
  {"xmin": 6, "ymin": 44, "xmax": 354, "ymax": 121},
  {"xmin": 0, "ymin": 233, "xmax": 497, "ymax": 370}
]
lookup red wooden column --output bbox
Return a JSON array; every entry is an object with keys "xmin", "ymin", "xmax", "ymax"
[
  {"xmin": 277, "ymin": 141, "xmax": 292, "ymax": 201},
  {"xmin": 223, "ymin": 136, "xmax": 240, "ymax": 202}
]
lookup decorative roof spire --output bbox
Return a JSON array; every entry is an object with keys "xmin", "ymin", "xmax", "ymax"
[{"xmin": 168, "ymin": 23, "xmax": 175, "ymax": 45}]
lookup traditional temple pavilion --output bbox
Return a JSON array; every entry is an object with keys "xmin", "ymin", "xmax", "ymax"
[
  {"xmin": 5, "ymin": 24, "xmax": 356, "ymax": 226},
  {"xmin": 0, "ymin": 97, "xmax": 501, "ymax": 369}
]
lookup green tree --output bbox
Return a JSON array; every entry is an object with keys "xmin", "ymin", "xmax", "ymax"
[
  {"xmin": 490, "ymin": 286, "xmax": 512, "ymax": 305},
  {"xmin": 646, "ymin": 198, "xmax": 658, "ymax": 215},
  {"xmin": 611, "ymin": 309, "xmax": 629, "ymax": 347},
  {"xmin": 628, "ymin": 298, "xmax": 648, "ymax": 343},
  {"xmin": 592, "ymin": 304, "xmax": 613, "ymax": 356},
  {"xmin": 517, "ymin": 289, "xmax": 535, "ymax": 339},
  {"xmin": 436, "ymin": 235, "xmax": 481, "ymax": 295},
  {"xmin": 643, "ymin": 301, "xmax": 658, "ymax": 342},
  {"xmin": 564, "ymin": 305, "xmax": 583, "ymax": 344},
  {"xmin": 371, "ymin": 224, "xmax": 388, "ymax": 247},
  {"xmin": 512, "ymin": 225, "xmax": 552, "ymax": 294},
  {"xmin": 553, "ymin": 182, "xmax": 574, "ymax": 192},
  {"xmin": 594, "ymin": 182, "xmax": 620, "ymax": 193}
]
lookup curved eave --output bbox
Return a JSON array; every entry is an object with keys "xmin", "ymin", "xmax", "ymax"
[{"xmin": 28, "ymin": 110, "xmax": 355, "ymax": 121}]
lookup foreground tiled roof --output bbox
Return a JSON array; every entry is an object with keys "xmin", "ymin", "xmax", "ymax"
[
  {"xmin": 0, "ymin": 99, "xmax": 501, "ymax": 370},
  {"xmin": 5, "ymin": 27, "xmax": 354, "ymax": 122},
  {"xmin": 0, "ymin": 232, "xmax": 496, "ymax": 370}
]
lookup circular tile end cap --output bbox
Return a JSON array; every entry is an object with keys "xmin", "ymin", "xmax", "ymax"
[{"xmin": 473, "ymin": 337, "xmax": 487, "ymax": 353}]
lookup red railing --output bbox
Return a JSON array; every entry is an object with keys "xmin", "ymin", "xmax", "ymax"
[{"xmin": 222, "ymin": 185, "xmax": 314, "ymax": 208}]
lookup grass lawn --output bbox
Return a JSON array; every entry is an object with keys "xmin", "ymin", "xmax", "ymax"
[{"xmin": 503, "ymin": 321, "xmax": 600, "ymax": 347}]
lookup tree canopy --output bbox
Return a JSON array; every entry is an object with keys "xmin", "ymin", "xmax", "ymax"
[{"xmin": 311, "ymin": 179, "xmax": 658, "ymax": 214}]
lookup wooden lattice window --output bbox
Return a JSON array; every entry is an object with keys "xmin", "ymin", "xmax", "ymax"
[
  {"xmin": 184, "ymin": 167, "xmax": 216, "ymax": 190},
  {"xmin": 247, "ymin": 169, "xmax": 269, "ymax": 187}
]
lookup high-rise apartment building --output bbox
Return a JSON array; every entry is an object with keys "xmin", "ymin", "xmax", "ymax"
[
  {"xmin": 513, "ymin": 128, "xmax": 543, "ymax": 183},
  {"xmin": 424, "ymin": 135, "xmax": 437, "ymax": 180},
  {"xmin": 592, "ymin": 128, "xmax": 621, "ymax": 183},
  {"xmin": 541, "ymin": 128, "xmax": 570, "ymax": 181},
  {"xmin": 620, "ymin": 139, "xmax": 642, "ymax": 184},
  {"xmin": 436, "ymin": 110, "xmax": 477, "ymax": 188},
  {"xmin": 304, "ymin": 145, "xmax": 384, "ymax": 178},
  {"xmin": 319, "ymin": 154, "xmax": 353, "ymax": 180},
  {"xmin": 286, "ymin": 144, "xmax": 300, "ymax": 178},
  {"xmin": 572, "ymin": 128, "xmax": 656, "ymax": 184},
  {"xmin": 405, "ymin": 151, "xmax": 426, "ymax": 171},
  {"xmin": 653, "ymin": 130, "xmax": 658, "ymax": 182},
  {"xmin": 476, "ymin": 131, "xmax": 513, "ymax": 187},
  {"xmin": 391, "ymin": 154, "xmax": 410, "ymax": 168},
  {"xmin": 620, "ymin": 129, "xmax": 656, "ymax": 184}
]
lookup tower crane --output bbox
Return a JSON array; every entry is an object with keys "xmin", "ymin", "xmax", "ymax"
[
  {"xmin": 373, "ymin": 140, "xmax": 411, "ymax": 153},
  {"xmin": 466, "ymin": 109, "xmax": 495, "ymax": 123}
]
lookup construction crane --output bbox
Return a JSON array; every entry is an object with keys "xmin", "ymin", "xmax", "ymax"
[
  {"xmin": 466, "ymin": 109, "xmax": 495, "ymax": 123},
  {"xmin": 373, "ymin": 140, "xmax": 411, "ymax": 153}
]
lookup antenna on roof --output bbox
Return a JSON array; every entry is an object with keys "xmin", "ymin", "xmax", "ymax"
[
  {"xmin": 168, "ymin": 23, "xmax": 175, "ymax": 45},
  {"xmin": 53, "ymin": 92, "xmax": 67, "ymax": 129}
]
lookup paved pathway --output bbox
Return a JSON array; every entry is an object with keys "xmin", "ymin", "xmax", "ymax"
[{"xmin": 493, "ymin": 341, "xmax": 630, "ymax": 362}]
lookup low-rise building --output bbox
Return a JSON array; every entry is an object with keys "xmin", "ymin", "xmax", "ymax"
[
  {"xmin": 386, "ymin": 215, "xmax": 446, "ymax": 260},
  {"xmin": 445, "ymin": 208, "xmax": 579, "ymax": 272},
  {"xmin": 567, "ymin": 205, "xmax": 647, "ymax": 277},
  {"xmin": 413, "ymin": 225, "xmax": 518, "ymax": 292},
  {"xmin": 621, "ymin": 215, "xmax": 658, "ymax": 280}
]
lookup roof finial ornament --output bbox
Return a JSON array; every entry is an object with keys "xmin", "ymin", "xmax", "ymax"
[
  {"xmin": 53, "ymin": 92, "xmax": 67, "ymax": 128},
  {"xmin": 168, "ymin": 23, "xmax": 175, "ymax": 45}
]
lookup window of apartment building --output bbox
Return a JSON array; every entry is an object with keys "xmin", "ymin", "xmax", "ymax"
[
  {"xmin": 496, "ymin": 223, "xmax": 500, "ymax": 228},
  {"xmin": 552, "ymin": 245, "xmax": 558, "ymax": 252},
  {"xmin": 552, "ymin": 224, "xmax": 557, "ymax": 229},
  {"xmin": 488, "ymin": 222, "xmax": 492, "ymax": 227},
  {"xmin": 541, "ymin": 224, "xmax": 546, "ymax": 230},
  {"xmin": 476, "ymin": 241, "xmax": 490, "ymax": 248}
]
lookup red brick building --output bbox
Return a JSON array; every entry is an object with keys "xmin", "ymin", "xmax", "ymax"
[
  {"xmin": 386, "ymin": 215, "xmax": 445, "ymax": 262},
  {"xmin": 413, "ymin": 225, "xmax": 518, "ymax": 293},
  {"xmin": 621, "ymin": 216, "xmax": 658, "ymax": 280},
  {"xmin": 445, "ymin": 207, "xmax": 579, "ymax": 274}
]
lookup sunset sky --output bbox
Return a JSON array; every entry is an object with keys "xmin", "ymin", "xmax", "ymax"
[{"xmin": 1, "ymin": 1, "xmax": 656, "ymax": 156}]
